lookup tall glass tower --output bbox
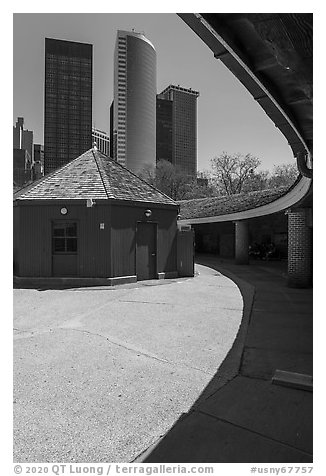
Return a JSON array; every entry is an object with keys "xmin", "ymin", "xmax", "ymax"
[
  {"xmin": 159, "ymin": 85, "xmax": 199, "ymax": 177},
  {"xmin": 44, "ymin": 38, "xmax": 93, "ymax": 175},
  {"xmin": 113, "ymin": 30, "xmax": 156, "ymax": 174}
]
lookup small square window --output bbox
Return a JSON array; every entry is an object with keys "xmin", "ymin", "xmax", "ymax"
[{"xmin": 52, "ymin": 221, "xmax": 78, "ymax": 254}]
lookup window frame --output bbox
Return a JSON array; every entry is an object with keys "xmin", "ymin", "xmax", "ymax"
[{"xmin": 52, "ymin": 220, "xmax": 78, "ymax": 255}]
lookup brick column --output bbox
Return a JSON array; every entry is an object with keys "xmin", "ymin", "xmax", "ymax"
[
  {"xmin": 287, "ymin": 208, "xmax": 313, "ymax": 288},
  {"xmin": 235, "ymin": 220, "xmax": 249, "ymax": 265}
]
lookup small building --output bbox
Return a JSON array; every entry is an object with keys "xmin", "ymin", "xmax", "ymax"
[{"xmin": 13, "ymin": 148, "xmax": 180, "ymax": 286}]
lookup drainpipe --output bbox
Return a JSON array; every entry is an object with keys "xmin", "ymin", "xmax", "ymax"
[{"xmin": 296, "ymin": 151, "xmax": 313, "ymax": 179}]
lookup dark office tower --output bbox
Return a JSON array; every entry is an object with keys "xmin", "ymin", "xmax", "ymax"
[
  {"xmin": 159, "ymin": 85, "xmax": 199, "ymax": 176},
  {"xmin": 156, "ymin": 96, "xmax": 173, "ymax": 164},
  {"xmin": 44, "ymin": 38, "xmax": 93, "ymax": 175}
]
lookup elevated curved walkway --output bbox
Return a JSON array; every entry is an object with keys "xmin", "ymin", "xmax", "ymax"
[
  {"xmin": 179, "ymin": 177, "xmax": 312, "ymax": 225},
  {"xmin": 177, "ymin": 13, "xmax": 312, "ymax": 225},
  {"xmin": 179, "ymin": 14, "xmax": 312, "ymax": 160}
]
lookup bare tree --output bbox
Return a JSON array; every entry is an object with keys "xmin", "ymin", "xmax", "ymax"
[
  {"xmin": 211, "ymin": 152, "xmax": 261, "ymax": 195},
  {"xmin": 137, "ymin": 163, "xmax": 156, "ymax": 185},
  {"xmin": 139, "ymin": 155, "xmax": 297, "ymax": 201},
  {"xmin": 139, "ymin": 160, "xmax": 195, "ymax": 200},
  {"xmin": 242, "ymin": 169, "xmax": 270, "ymax": 192},
  {"xmin": 268, "ymin": 163, "xmax": 299, "ymax": 188}
]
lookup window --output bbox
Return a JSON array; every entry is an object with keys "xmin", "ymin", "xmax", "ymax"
[{"xmin": 52, "ymin": 222, "xmax": 77, "ymax": 254}]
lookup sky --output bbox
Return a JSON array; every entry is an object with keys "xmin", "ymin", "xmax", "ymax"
[{"xmin": 12, "ymin": 12, "xmax": 295, "ymax": 173}]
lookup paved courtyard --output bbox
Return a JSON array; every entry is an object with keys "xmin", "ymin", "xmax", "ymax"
[{"xmin": 13, "ymin": 264, "xmax": 243, "ymax": 463}]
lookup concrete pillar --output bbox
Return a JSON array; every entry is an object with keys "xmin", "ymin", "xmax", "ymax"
[
  {"xmin": 235, "ymin": 220, "xmax": 249, "ymax": 265},
  {"xmin": 287, "ymin": 208, "xmax": 312, "ymax": 288}
]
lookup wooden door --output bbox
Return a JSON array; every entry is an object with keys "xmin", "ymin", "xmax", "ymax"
[{"xmin": 136, "ymin": 222, "xmax": 157, "ymax": 280}]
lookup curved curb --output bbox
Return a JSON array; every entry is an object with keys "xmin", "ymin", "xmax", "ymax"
[
  {"xmin": 192, "ymin": 261, "xmax": 255, "ymax": 407},
  {"xmin": 132, "ymin": 259, "xmax": 255, "ymax": 462}
]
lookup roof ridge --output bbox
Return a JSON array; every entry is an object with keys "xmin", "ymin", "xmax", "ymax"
[
  {"xmin": 92, "ymin": 150, "xmax": 113, "ymax": 199},
  {"xmin": 94, "ymin": 150, "xmax": 176, "ymax": 204}
]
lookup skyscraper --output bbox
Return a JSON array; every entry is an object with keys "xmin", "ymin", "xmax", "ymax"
[
  {"xmin": 158, "ymin": 85, "xmax": 199, "ymax": 176},
  {"xmin": 156, "ymin": 95, "xmax": 173, "ymax": 164},
  {"xmin": 44, "ymin": 38, "xmax": 93, "ymax": 175},
  {"xmin": 13, "ymin": 117, "xmax": 33, "ymax": 186},
  {"xmin": 33, "ymin": 144, "xmax": 44, "ymax": 180},
  {"xmin": 92, "ymin": 127, "xmax": 110, "ymax": 156},
  {"xmin": 113, "ymin": 30, "xmax": 156, "ymax": 174},
  {"xmin": 13, "ymin": 117, "xmax": 33, "ymax": 162}
]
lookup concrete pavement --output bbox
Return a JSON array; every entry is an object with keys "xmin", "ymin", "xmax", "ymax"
[
  {"xmin": 138, "ymin": 255, "xmax": 313, "ymax": 463},
  {"xmin": 13, "ymin": 264, "xmax": 243, "ymax": 463}
]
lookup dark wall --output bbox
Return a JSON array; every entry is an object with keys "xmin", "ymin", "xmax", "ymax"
[
  {"xmin": 177, "ymin": 229, "xmax": 194, "ymax": 276},
  {"xmin": 156, "ymin": 208, "xmax": 178, "ymax": 274},
  {"xmin": 14, "ymin": 200, "xmax": 178, "ymax": 279},
  {"xmin": 249, "ymin": 213, "xmax": 288, "ymax": 257},
  {"xmin": 110, "ymin": 204, "xmax": 137, "ymax": 278},
  {"xmin": 111, "ymin": 203, "xmax": 178, "ymax": 278},
  {"xmin": 13, "ymin": 206, "xmax": 20, "ymax": 274},
  {"xmin": 193, "ymin": 212, "xmax": 288, "ymax": 258},
  {"xmin": 15, "ymin": 202, "xmax": 111, "ymax": 277},
  {"xmin": 194, "ymin": 222, "xmax": 234, "ymax": 257}
]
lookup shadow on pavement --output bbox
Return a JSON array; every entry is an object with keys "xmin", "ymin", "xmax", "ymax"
[{"xmin": 135, "ymin": 254, "xmax": 313, "ymax": 463}]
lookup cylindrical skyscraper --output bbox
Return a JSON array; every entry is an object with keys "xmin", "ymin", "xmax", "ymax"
[{"xmin": 113, "ymin": 30, "xmax": 156, "ymax": 174}]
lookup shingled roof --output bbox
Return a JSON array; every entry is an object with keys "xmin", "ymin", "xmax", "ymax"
[
  {"xmin": 14, "ymin": 148, "xmax": 177, "ymax": 206},
  {"xmin": 178, "ymin": 186, "xmax": 290, "ymax": 220}
]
